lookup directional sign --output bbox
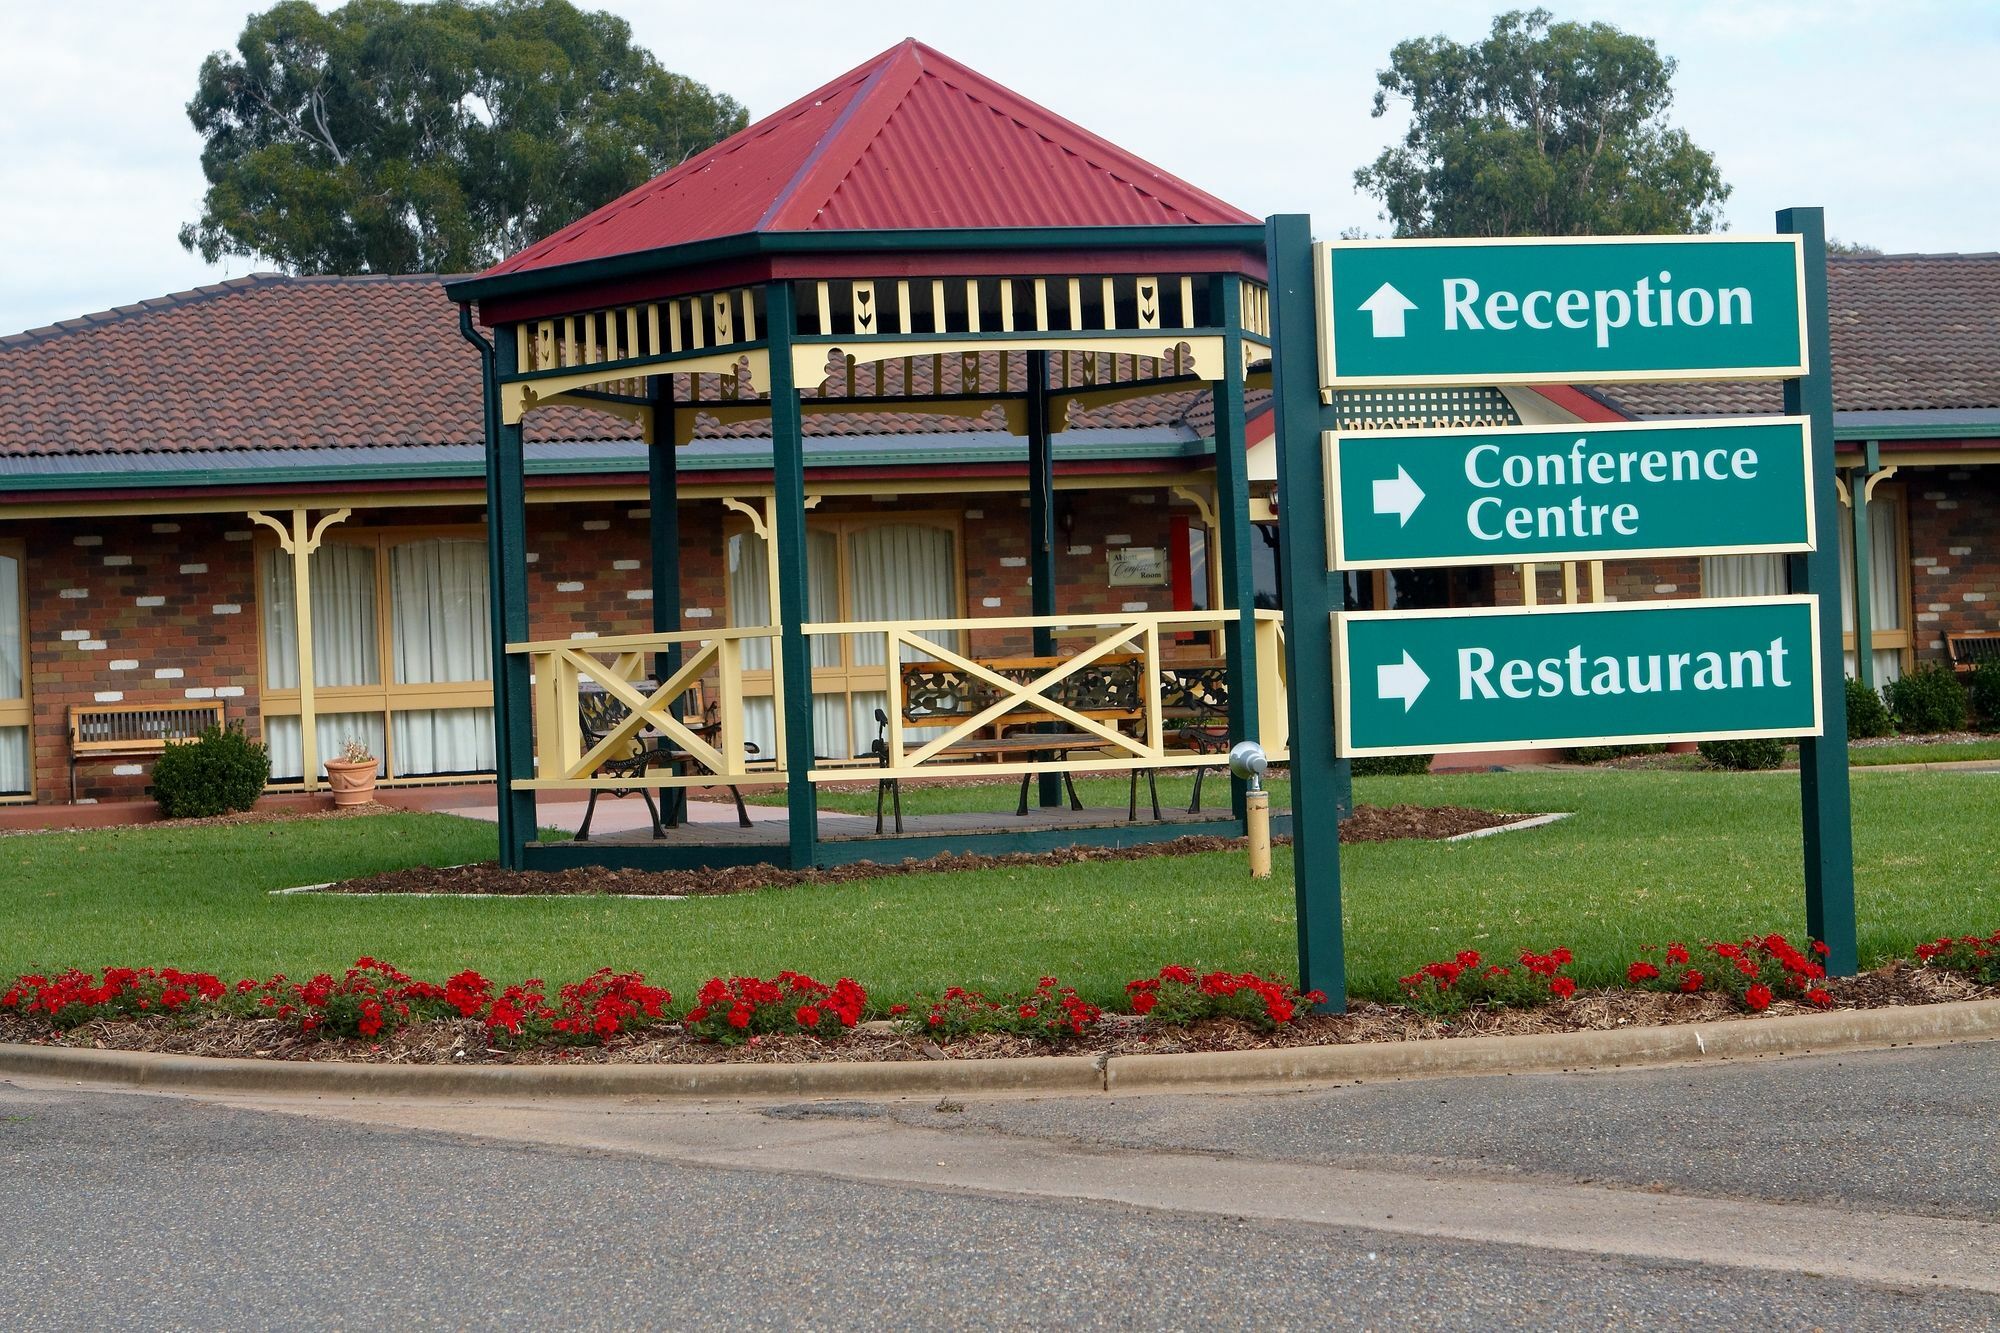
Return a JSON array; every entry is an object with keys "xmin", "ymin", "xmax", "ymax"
[
  {"xmin": 1326, "ymin": 417, "xmax": 1815, "ymax": 569},
  {"xmin": 1334, "ymin": 597, "xmax": 1823, "ymax": 757},
  {"xmin": 1316, "ymin": 235, "xmax": 1808, "ymax": 389}
]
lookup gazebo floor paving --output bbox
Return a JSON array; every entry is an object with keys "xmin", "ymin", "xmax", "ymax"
[{"xmin": 574, "ymin": 800, "xmax": 1261, "ymax": 848}]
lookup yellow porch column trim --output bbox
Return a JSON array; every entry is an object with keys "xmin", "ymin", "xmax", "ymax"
[{"xmin": 248, "ymin": 507, "xmax": 351, "ymax": 791}]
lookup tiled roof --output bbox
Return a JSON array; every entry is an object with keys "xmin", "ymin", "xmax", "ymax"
[
  {"xmin": 0, "ymin": 273, "xmax": 1221, "ymax": 459},
  {"xmin": 1590, "ymin": 253, "xmax": 2000, "ymax": 418},
  {"xmin": 484, "ymin": 39, "xmax": 1255, "ymax": 279}
]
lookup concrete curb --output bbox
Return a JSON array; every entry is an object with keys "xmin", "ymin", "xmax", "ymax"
[{"xmin": 4, "ymin": 998, "xmax": 1995, "ymax": 1102}]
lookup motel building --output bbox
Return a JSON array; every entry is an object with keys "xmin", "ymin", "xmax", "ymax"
[{"xmin": 0, "ymin": 42, "xmax": 1994, "ymax": 866}]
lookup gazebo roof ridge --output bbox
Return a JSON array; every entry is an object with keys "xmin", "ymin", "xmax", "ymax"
[{"xmin": 473, "ymin": 38, "xmax": 1259, "ymax": 292}]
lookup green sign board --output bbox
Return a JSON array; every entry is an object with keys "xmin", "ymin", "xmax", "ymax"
[
  {"xmin": 1335, "ymin": 596, "xmax": 1823, "ymax": 757},
  {"xmin": 1326, "ymin": 417, "xmax": 1816, "ymax": 569},
  {"xmin": 1316, "ymin": 235, "xmax": 1808, "ymax": 388}
]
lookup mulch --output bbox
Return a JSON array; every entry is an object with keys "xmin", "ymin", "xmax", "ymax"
[
  {"xmin": 2, "ymin": 962, "xmax": 1986, "ymax": 1067},
  {"xmin": 314, "ymin": 803, "xmax": 1522, "ymax": 898}
]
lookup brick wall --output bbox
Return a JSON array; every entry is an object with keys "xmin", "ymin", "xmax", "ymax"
[
  {"xmin": 18, "ymin": 515, "xmax": 260, "ymax": 802},
  {"xmin": 1905, "ymin": 465, "xmax": 2000, "ymax": 664}
]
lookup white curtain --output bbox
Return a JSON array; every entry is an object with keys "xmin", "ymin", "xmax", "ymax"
[
  {"xmin": 0, "ymin": 552, "xmax": 22, "ymax": 795},
  {"xmin": 730, "ymin": 527, "xmax": 845, "ymax": 754},
  {"xmin": 1702, "ymin": 553, "xmax": 1787, "ymax": 599},
  {"xmin": 388, "ymin": 540, "xmax": 495, "ymax": 775},
  {"xmin": 1838, "ymin": 496, "xmax": 1905, "ymax": 684},
  {"xmin": 266, "ymin": 711, "xmax": 387, "ymax": 782},
  {"xmin": 847, "ymin": 524, "xmax": 957, "ymax": 664},
  {"xmin": 261, "ymin": 544, "xmax": 381, "ymax": 689}
]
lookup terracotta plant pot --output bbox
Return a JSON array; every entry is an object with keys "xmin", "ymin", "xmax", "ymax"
[{"xmin": 323, "ymin": 758, "xmax": 380, "ymax": 807}]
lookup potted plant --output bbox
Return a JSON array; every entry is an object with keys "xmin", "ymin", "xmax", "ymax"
[{"xmin": 322, "ymin": 738, "xmax": 379, "ymax": 807}]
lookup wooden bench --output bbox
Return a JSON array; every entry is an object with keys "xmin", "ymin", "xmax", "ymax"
[
  {"xmin": 1947, "ymin": 631, "xmax": 2000, "ymax": 673},
  {"xmin": 870, "ymin": 653, "xmax": 1161, "ymax": 832},
  {"xmin": 573, "ymin": 685, "xmax": 759, "ymax": 841},
  {"xmin": 67, "ymin": 701, "xmax": 226, "ymax": 801}
]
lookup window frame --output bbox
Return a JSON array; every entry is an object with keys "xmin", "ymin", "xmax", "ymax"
[
  {"xmin": 254, "ymin": 523, "xmax": 494, "ymax": 782},
  {"xmin": 1841, "ymin": 480, "xmax": 1913, "ymax": 673},
  {"xmin": 0, "ymin": 537, "xmax": 30, "ymax": 801}
]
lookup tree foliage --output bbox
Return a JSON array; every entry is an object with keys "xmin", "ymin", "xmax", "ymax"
[
  {"xmin": 181, "ymin": 0, "xmax": 748, "ymax": 274},
  {"xmin": 1356, "ymin": 8, "xmax": 1730, "ymax": 238}
]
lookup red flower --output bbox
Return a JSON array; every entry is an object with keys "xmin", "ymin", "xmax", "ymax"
[
  {"xmin": 1549, "ymin": 976, "xmax": 1576, "ymax": 999},
  {"xmin": 1811, "ymin": 940, "xmax": 1830, "ymax": 956},
  {"xmin": 1679, "ymin": 970, "xmax": 1705, "ymax": 993},
  {"xmin": 727, "ymin": 1005, "xmax": 751, "ymax": 1029},
  {"xmin": 1665, "ymin": 943, "xmax": 1690, "ymax": 965},
  {"xmin": 795, "ymin": 1005, "xmax": 820, "ymax": 1028},
  {"xmin": 1805, "ymin": 988, "xmax": 1833, "ymax": 1008},
  {"xmin": 1744, "ymin": 983, "xmax": 1773, "ymax": 1012},
  {"xmin": 1627, "ymin": 961, "xmax": 1660, "ymax": 983}
]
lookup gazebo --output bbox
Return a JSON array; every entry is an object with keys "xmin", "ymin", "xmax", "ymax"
[{"xmin": 446, "ymin": 40, "xmax": 1284, "ymax": 870}]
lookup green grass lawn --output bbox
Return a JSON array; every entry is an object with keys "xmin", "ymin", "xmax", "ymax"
[
  {"xmin": 3, "ymin": 769, "xmax": 1996, "ymax": 1006},
  {"xmin": 1846, "ymin": 739, "xmax": 2000, "ymax": 766}
]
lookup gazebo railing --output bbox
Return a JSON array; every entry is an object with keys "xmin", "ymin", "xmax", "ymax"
[{"xmin": 506, "ymin": 611, "xmax": 1287, "ymax": 794}]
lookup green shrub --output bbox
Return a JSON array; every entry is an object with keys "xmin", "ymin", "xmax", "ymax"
[
  {"xmin": 1697, "ymin": 737, "xmax": 1786, "ymax": 771},
  {"xmin": 1886, "ymin": 662, "xmax": 1968, "ymax": 734},
  {"xmin": 1566, "ymin": 743, "xmax": 1667, "ymax": 763},
  {"xmin": 1349, "ymin": 753, "xmax": 1432, "ymax": 777},
  {"xmin": 1968, "ymin": 660, "xmax": 2000, "ymax": 728},
  {"xmin": 151, "ymin": 725, "xmax": 271, "ymax": 819},
  {"xmin": 1844, "ymin": 676, "xmax": 1895, "ymax": 739}
]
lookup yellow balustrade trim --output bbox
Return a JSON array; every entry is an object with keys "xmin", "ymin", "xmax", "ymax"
[
  {"xmin": 889, "ymin": 627, "xmax": 1149, "ymax": 767},
  {"xmin": 559, "ymin": 645, "xmax": 727, "ymax": 778},
  {"xmin": 801, "ymin": 609, "xmax": 1231, "ymax": 636},
  {"xmin": 812, "ymin": 754, "xmax": 1230, "ymax": 783},
  {"xmin": 512, "ymin": 772, "xmax": 770, "ymax": 792},
  {"xmin": 506, "ymin": 624, "xmax": 774, "ymax": 655}
]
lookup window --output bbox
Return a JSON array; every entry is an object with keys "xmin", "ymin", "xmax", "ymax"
[
  {"xmin": 0, "ymin": 541, "xmax": 27, "ymax": 796},
  {"xmin": 1702, "ymin": 486, "xmax": 1909, "ymax": 682},
  {"xmin": 257, "ymin": 528, "xmax": 493, "ymax": 781},
  {"xmin": 726, "ymin": 513, "xmax": 962, "ymax": 760}
]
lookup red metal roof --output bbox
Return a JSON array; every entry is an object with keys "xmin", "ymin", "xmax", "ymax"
[{"xmin": 484, "ymin": 39, "xmax": 1256, "ymax": 279}]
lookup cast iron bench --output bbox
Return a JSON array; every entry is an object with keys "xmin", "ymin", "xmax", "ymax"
[
  {"xmin": 67, "ymin": 701, "xmax": 227, "ymax": 801},
  {"xmin": 574, "ymin": 686, "xmax": 758, "ymax": 841},
  {"xmin": 869, "ymin": 653, "xmax": 1161, "ymax": 833},
  {"xmin": 1947, "ymin": 631, "xmax": 2000, "ymax": 673}
]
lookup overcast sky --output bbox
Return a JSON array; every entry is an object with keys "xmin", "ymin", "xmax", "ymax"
[{"xmin": 3, "ymin": 0, "xmax": 1995, "ymax": 335}]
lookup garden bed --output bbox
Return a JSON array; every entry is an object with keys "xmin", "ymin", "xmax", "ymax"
[
  {"xmin": 314, "ymin": 803, "xmax": 1524, "ymax": 898},
  {"xmin": 0, "ymin": 961, "xmax": 1988, "ymax": 1066}
]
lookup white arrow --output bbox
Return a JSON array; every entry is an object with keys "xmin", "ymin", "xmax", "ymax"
[
  {"xmin": 1376, "ymin": 651, "xmax": 1430, "ymax": 712},
  {"xmin": 1358, "ymin": 282, "xmax": 1417, "ymax": 338},
  {"xmin": 1372, "ymin": 465, "xmax": 1425, "ymax": 526}
]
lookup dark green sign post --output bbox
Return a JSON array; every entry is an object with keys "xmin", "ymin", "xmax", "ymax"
[{"xmin": 1266, "ymin": 209, "xmax": 1858, "ymax": 1011}]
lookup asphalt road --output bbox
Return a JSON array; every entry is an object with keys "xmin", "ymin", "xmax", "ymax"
[{"xmin": 3, "ymin": 1040, "xmax": 1997, "ymax": 1329}]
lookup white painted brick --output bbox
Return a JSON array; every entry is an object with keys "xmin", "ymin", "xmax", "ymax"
[
  {"xmin": 1937, "ymin": 500, "xmax": 1959, "ymax": 510},
  {"xmin": 1654, "ymin": 584, "xmax": 1678, "ymax": 594},
  {"xmin": 224, "ymin": 530, "xmax": 252, "ymax": 542},
  {"xmin": 1067, "ymin": 545, "xmax": 1093, "ymax": 556},
  {"xmin": 627, "ymin": 507, "xmax": 651, "ymax": 519},
  {"xmin": 999, "ymin": 557, "xmax": 1027, "ymax": 568},
  {"xmin": 102, "ymin": 555, "xmax": 132, "ymax": 567},
  {"xmin": 612, "ymin": 559, "xmax": 640, "ymax": 570},
  {"xmin": 136, "ymin": 595, "xmax": 165, "ymax": 608},
  {"xmin": 184, "ymin": 688, "xmax": 217, "ymax": 700},
  {"xmin": 1913, "ymin": 557, "xmax": 1937, "ymax": 566},
  {"xmin": 110, "ymin": 659, "xmax": 137, "ymax": 671},
  {"xmin": 59, "ymin": 588, "xmax": 88, "ymax": 600},
  {"xmin": 965, "ymin": 509, "xmax": 984, "ymax": 519},
  {"xmin": 1923, "ymin": 490, "xmax": 1946, "ymax": 500},
  {"xmin": 525, "ymin": 552, "xmax": 540, "ymax": 563},
  {"xmin": 216, "ymin": 686, "xmax": 245, "ymax": 698},
  {"xmin": 73, "ymin": 535, "xmax": 102, "ymax": 547},
  {"xmin": 1105, "ymin": 533, "xmax": 1132, "ymax": 545},
  {"xmin": 568, "ymin": 631, "xmax": 599, "ymax": 640},
  {"xmin": 582, "ymin": 520, "xmax": 610, "ymax": 531},
  {"xmin": 981, "ymin": 597, "xmax": 1003, "ymax": 608},
  {"xmin": 94, "ymin": 691, "xmax": 123, "ymax": 703},
  {"xmin": 683, "ymin": 608, "xmax": 713, "ymax": 620},
  {"xmin": 1930, "ymin": 603, "xmax": 1953, "ymax": 612},
  {"xmin": 627, "ymin": 589, "xmax": 654, "ymax": 601},
  {"xmin": 80, "ymin": 641, "xmax": 106, "ymax": 652},
  {"xmin": 1928, "ymin": 566, "xmax": 1953, "ymax": 576},
  {"xmin": 1928, "ymin": 639, "xmax": 1944, "ymax": 649},
  {"xmin": 556, "ymin": 581, "xmax": 584, "ymax": 593},
  {"xmin": 180, "ymin": 563, "xmax": 207, "ymax": 574},
  {"xmin": 211, "ymin": 604, "xmax": 241, "ymax": 616},
  {"xmin": 1950, "ymin": 546, "xmax": 1972, "ymax": 556},
  {"xmin": 151, "ymin": 522, "xmax": 181, "ymax": 534},
  {"xmin": 1966, "ymin": 592, "xmax": 1989, "ymax": 602},
  {"xmin": 112, "ymin": 765, "xmax": 144, "ymax": 778},
  {"xmin": 154, "ymin": 667, "xmax": 184, "ymax": 679},
  {"xmin": 61, "ymin": 629, "xmax": 90, "ymax": 641},
  {"xmin": 1121, "ymin": 601, "xmax": 1151, "ymax": 612},
  {"xmin": 1917, "ymin": 612, "xmax": 1940, "ymax": 622},
  {"xmin": 1947, "ymin": 470, "xmax": 1972, "ymax": 480}
]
